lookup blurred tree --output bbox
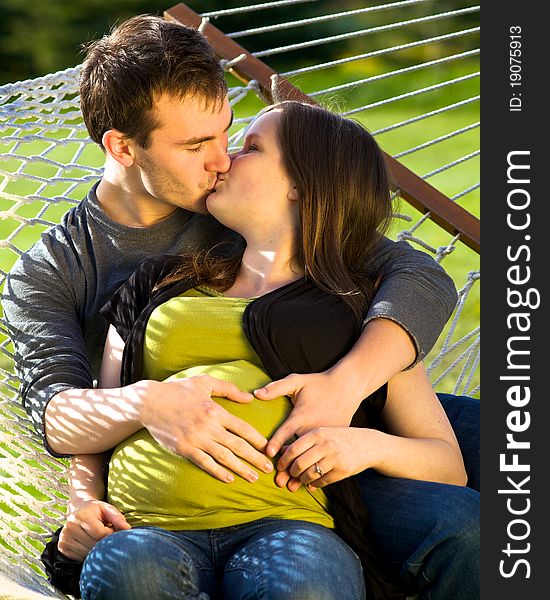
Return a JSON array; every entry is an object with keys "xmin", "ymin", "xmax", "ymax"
[
  {"xmin": 0, "ymin": 0, "xmax": 223, "ymax": 84},
  {"xmin": 0, "ymin": 0, "xmax": 478, "ymax": 85},
  {"xmin": 0, "ymin": 0, "xmax": 304, "ymax": 84}
]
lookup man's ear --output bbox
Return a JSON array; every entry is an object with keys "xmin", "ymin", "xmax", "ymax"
[
  {"xmin": 288, "ymin": 184, "xmax": 299, "ymax": 202},
  {"xmin": 102, "ymin": 129, "xmax": 135, "ymax": 167}
]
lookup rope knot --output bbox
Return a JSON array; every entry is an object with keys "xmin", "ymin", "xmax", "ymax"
[
  {"xmin": 220, "ymin": 53, "xmax": 247, "ymax": 72},
  {"xmin": 198, "ymin": 17, "xmax": 210, "ymax": 34}
]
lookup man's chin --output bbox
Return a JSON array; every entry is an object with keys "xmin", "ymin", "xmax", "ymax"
[{"xmin": 190, "ymin": 194, "xmax": 210, "ymax": 215}]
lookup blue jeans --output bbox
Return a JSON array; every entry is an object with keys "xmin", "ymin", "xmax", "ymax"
[
  {"xmin": 80, "ymin": 518, "xmax": 366, "ymax": 600},
  {"xmin": 355, "ymin": 394, "xmax": 480, "ymax": 600},
  {"xmin": 438, "ymin": 394, "xmax": 480, "ymax": 492}
]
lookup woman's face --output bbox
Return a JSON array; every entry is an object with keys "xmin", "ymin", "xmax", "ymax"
[{"xmin": 206, "ymin": 109, "xmax": 297, "ymax": 236}]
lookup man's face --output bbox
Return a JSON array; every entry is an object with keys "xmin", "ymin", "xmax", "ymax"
[{"xmin": 131, "ymin": 93, "xmax": 233, "ymax": 214}]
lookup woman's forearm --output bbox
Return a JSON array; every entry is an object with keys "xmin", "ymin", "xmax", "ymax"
[
  {"xmin": 375, "ymin": 362, "xmax": 467, "ymax": 485},
  {"xmin": 68, "ymin": 453, "xmax": 107, "ymax": 512},
  {"xmin": 277, "ymin": 361, "xmax": 468, "ymax": 489},
  {"xmin": 365, "ymin": 428, "xmax": 467, "ymax": 486},
  {"xmin": 60, "ymin": 454, "xmax": 131, "ymax": 562}
]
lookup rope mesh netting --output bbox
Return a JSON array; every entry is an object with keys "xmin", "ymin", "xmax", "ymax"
[{"xmin": 0, "ymin": 1, "xmax": 479, "ymax": 596}]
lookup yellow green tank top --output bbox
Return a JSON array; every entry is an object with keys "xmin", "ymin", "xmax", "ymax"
[{"xmin": 107, "ymin": 286, "xmax": 334, "ymax": 531}]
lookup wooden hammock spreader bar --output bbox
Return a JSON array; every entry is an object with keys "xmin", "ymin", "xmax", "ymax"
[{"xmin": 165, "ymin": 3, "xmax": 480, "ymax": 254}]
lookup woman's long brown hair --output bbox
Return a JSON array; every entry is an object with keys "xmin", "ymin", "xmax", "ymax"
[
  {"xmin": 159, "ymin": 101, "xmax": 393, "ymax": 321},
  {"xmin": 276, "ymin": 101, "xmax": 393, "ymax": 317}
]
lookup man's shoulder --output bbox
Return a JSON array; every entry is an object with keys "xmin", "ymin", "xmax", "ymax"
[
  {"xmin": 373, "ymin": 235, "xmax": 409, "ymax": 254},
  {"xmin": 370, "ymin": 235, "xmax": 432, "ymax": 262},
  {"xmin": 7, "ymin": 197, "xmax": 92, "ymax": 280}
]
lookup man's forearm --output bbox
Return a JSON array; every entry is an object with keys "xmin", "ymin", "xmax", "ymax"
[
  {"xmin": 44, "ymin": 382, "xmax": 150, "ymax": 455},
  {"xmin": 328, "ymin": 317, "xmax": 416, "ymax": 405},
  {"xmin": 259, "ymin": 318, "xmax": 419, "ymax": 461}
]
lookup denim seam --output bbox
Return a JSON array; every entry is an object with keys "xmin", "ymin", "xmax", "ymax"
[
  {"xmin": 224, "ymin": 559, "xmax": 265, "ymax": 599},
  {"xmin": 139, "ymin": 527, "xmax": 214, "ymax": 571}
]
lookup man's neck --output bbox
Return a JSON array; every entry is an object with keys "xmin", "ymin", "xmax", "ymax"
[{"xmin": 96, "ymin": 178, "xmax": 179, "ymax": 228}]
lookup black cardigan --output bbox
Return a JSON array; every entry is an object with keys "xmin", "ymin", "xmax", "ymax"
[{"xmin": 43, "ymin": 255, "xmax": 406, "ymax": 599}]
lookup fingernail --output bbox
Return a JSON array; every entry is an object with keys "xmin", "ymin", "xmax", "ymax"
[
  {"xmin": 225, "ymin": 473, "xmax": 234, "ymax": 483},
  {"xmin": 264, "ymin": 462, "xmax": 274, "ymax": 472},
  {"xmin": 249, "ymin": 472, "xmax": 259, "ymax": 482}
]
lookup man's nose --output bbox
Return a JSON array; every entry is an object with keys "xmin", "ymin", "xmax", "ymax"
[
  {"xmin": 217, "ymin": 149, "xmax": 231, "ymax": 174},
  {"xmin": 206, "ymin": 142, "xmax": 231, "ymax": 174}
]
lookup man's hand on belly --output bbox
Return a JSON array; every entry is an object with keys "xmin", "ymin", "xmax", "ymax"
[{"xmin": 136, "ymin": 375, "xmax": 274, "ymax": 483}]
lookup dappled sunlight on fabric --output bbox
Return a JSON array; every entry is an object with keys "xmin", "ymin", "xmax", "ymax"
[
  {"xmin": 225, "ymin": 526, "xmax": 358, "ymax": 600},
  {"xmin": 107, "ymin": 361, "xmax": 334, "ymax": 531},
  {"xmin": 143, "ymin": 294, "xmax": 263, "ymax": 382}
]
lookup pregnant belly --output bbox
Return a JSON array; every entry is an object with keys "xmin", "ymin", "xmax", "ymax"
[{"xmin": 107, "ymin": 360, "xmax": 333, "ymax": 530}]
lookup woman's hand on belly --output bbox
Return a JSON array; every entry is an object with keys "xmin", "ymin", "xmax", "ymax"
[
  {"xmin": 274, "ymin": 427, "xmax": 384, "ymax": 491},
  {"xmin": 108, "ymin": 362, "xmax": 333, "ymax": 528},
  {"xmin": 254, "ymin": 372, "xmax": 360, "ymax": 460}
]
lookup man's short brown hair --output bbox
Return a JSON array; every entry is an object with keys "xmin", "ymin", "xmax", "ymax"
[{"xmin": 79, "ymin": 14, "xmax": 227, "ymax": 149}]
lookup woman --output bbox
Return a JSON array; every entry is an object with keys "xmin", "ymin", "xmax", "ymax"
[{"xmin": 50, "ymin": 101, "xmax": 466, "ymax": 600}]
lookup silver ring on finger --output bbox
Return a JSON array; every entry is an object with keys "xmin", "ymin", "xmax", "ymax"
[{"xmin": 314, "ymin": 462, "xmax": 324, "ymax": 478}]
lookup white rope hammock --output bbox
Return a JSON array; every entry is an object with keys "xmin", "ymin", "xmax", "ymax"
[{"xmin": 0, "ymin": 1, "xmax": 479, "ymax": 597}]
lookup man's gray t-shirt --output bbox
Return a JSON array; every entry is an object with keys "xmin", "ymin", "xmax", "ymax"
[
  {"xmin": 2, "ymin": 182, "xmax": 457, "ymax": 448},
  {"xmin": 3, "ymin": 183, "xmax": 233, "ymax": 434}
]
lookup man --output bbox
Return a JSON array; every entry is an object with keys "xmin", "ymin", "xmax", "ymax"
[{"xmin": 2, "ymin": 14, "xmax": 478, "ymax": 599}]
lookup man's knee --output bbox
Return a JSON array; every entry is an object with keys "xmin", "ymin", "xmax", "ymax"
[
  {"xmin": 438, "ymin": 393, "xmax": 480, "ymax": 491},
  {"xmin": 417, "ymin": 487, "xmax": 479, "ymax": 599},
  {"xmin": 420, "ymin": 485, "xmax": 479, "ymax": 576},
  {"xmin": 443, "ymin": 487, "xmax": 479, "ymax": 555}
]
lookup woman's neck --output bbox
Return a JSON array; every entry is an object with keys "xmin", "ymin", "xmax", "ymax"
[{"xmin": 224, "ymin": 237, "xmax": 303, "ymax": 298}]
